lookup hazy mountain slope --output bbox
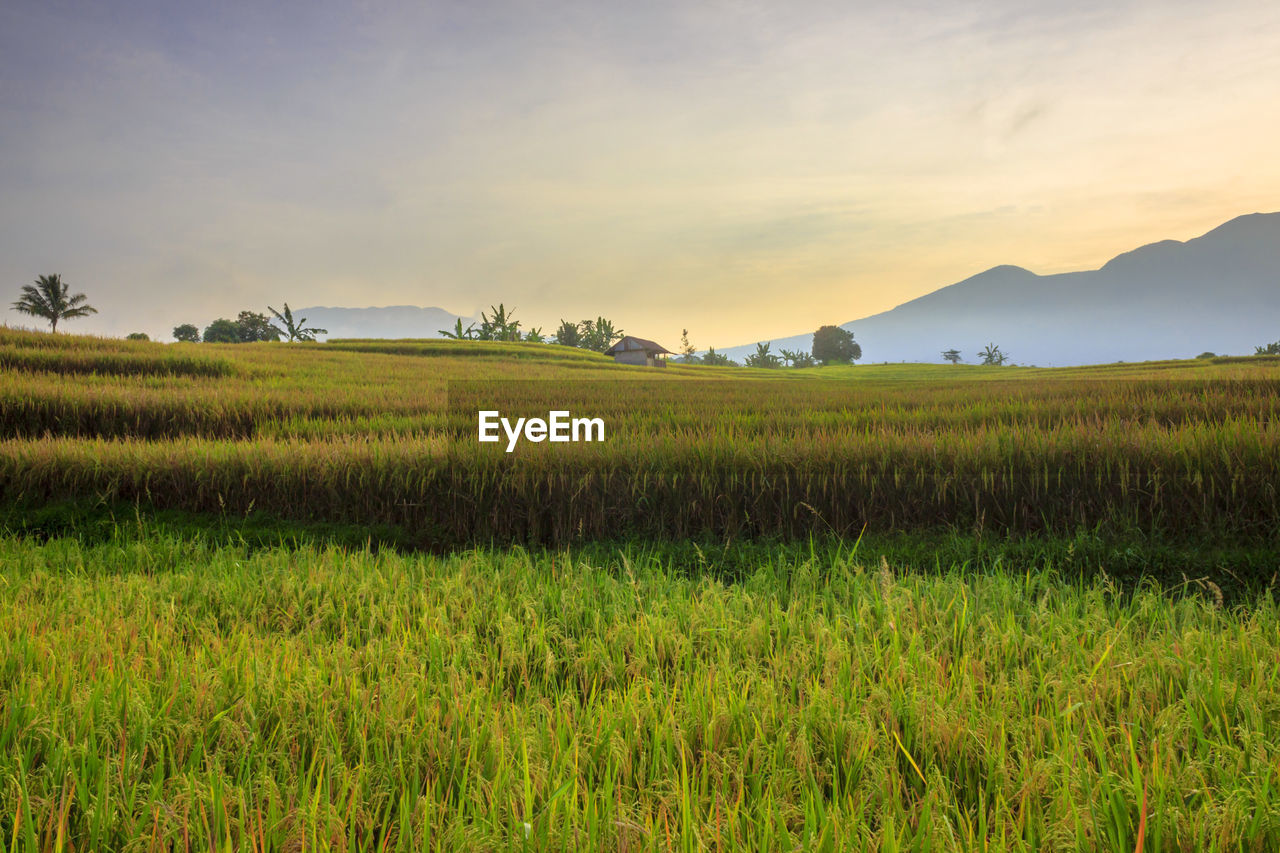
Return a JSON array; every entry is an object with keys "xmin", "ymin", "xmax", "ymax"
[
  {"xmin": 292, "ymin": 305, "xmax": 475, "ymax": 341},
  {"xmin": 719, "ymin": 212, "xmax": 1280, "ymax": 366}
]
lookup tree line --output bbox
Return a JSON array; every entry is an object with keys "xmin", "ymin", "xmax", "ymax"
[
  {"xmin": 12, "ymin": 274, "xmax": 1280, "ymax": 365},
  {"xmin": 679, "ymin": 325, "xmax": 864, "ymax": 368},
  {"xmin": 437, "ymin": 304, "xmax": 627, "ymax": 353},
  {"xmin": 941, "ymin": 344, "xmax": 1010, "ymax": 365},
  {"xmin": 171, "ymin": 304, "xmax": 326, "ymax": 343}
]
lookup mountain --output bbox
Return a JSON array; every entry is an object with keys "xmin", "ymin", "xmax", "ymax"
[
  {"xmin": 291, "ymin": 305, "xmax": 476, "ymax": 341},
  {"xmin": 718, "ymin": 212, "xmax": 1280, "ymax": 366}
]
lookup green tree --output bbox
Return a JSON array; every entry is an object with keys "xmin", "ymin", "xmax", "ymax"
[
  {"xmin": 172, "ymin": 324, "xmax": 200, "ymax": 343},
  {"xmin": 780, "ymin": 348, "xmax": 815, "ymax": 368},
  {"xmin": 1255, "ymin": 341, "xmax": 1280, "ymax": 356},
  {"xmin": 202, "ymin": 319, "xmax": 241, "ymax": 343},
  {"xmin": 941, "ymin": 349, "xmax": 962, "ymax": 364},
  {"xmin": 438, "ymin": 318, "xmax": 477, "ymax": 340},
  {"xmin": 702, "ymin": 347, "xmax": 736, "ymax": 366},
  {"xmin": 679, "ymin": 329, "xmax": 698, "ymax": 363},
  {"xmin": 1195, "ymin": 351, "xmax": 1217, "ymax": 359},
  {"xmin": 743, "ymin": 341, "xmax": 780, "ymax": 368},
  {"xmin": 126, "ymin": 332, "xmax": 150, "ymax": 341},
  {"xmin": 553, "ymin": 320, "xmax": 582, "ymax": 348},
  {"xmin": 478, "ymin": 304, "xmax": 521, "ymax": 341},
  {"xmin": 11, "ymin": 274, "xmax": 97, "ymax": 333},
  {"xmin": 578, "ymin": 317, "xmax": 622, "ymax": 353},
  {"xmin": 523, "ymin": 326, "xmax": 546, "ymax": 343},
  {"xmin": 268, "ymin": 303, "xmax": 327, "ymax": 342},
  {"xmin": 978, "ymin": 343, "xmax": 1008, "ymax": 365},
  {"xmin": 236, "ymin": 311, "xmax": 280, "ymax": 342},
  {"xmin": 811, "ymin": 325, "xmax": 861, "ymax": 365}
]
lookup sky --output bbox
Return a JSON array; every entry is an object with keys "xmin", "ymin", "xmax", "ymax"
[{"xmin": 2, "ymin": 0, "xmax": 1278, "ymax": 347}]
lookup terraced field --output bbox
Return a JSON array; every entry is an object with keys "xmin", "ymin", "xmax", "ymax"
[
  {"xmin": 2, "ymin": 326, "xmax": 1279, "ymax": 851},
  {"xmin": 3, "ymin": 327, "xmax": 1278, "ymax": 548}
]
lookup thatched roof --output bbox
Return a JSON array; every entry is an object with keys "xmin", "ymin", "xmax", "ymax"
[{"xmin": 604, "ymin": 336, "xmax": 672, "ymax": 356}]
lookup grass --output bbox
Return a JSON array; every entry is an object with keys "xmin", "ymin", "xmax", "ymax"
[
  {"xmin": 2, "ymin": 329, "xmax": 1278, "ymax": 552},
  {"xmin": 4, "ymin": 327, "xmax": 1280, "ymax": 849},
  {"xmin": 3, "ymin": 533, "xmax": 1280, "ymax": 851}
]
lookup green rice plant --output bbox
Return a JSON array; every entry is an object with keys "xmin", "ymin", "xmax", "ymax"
[
  {"xmin": 2, "ymin": 535, "xmax": 1279, "ymax": 850},
  {"xmin": 0, "ymin": 344, "xmax": 235, "ymax": 378}
]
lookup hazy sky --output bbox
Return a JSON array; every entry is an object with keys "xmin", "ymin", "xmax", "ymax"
[{"xmin": 2, "ymin": 0, "xmax": 1278, "ymax": 346}]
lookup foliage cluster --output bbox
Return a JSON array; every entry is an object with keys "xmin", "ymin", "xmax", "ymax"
[
  {"xmin": 439, "ymin": 305, "xmax": 624, "ymax": 352},
  {"xmin": 812, "ymin": 325, "xmax": 862, "ymax": 365}
]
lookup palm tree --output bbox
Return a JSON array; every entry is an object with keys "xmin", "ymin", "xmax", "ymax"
[
  {"xmin": 978, "ymin": 343, "xmax": 1008, "ymax": 366},
  {"xmin": 744, "ymin": 342, "xmax": 780, "ymax": 368},
  {"xmin": 554, "ymin": 320, "xmax": 582, "ymax": 348},
  {"xmin": 12, "ymin": 274, "xmax": 97, "ymax": 332},
  {"xmin": 268, "ymin": 303, "xmax": 327, "ymax": 342},
  {"xmin": 479, "ymin": 303, "xmax": 521, "ymax": 341},
  {"xmin": 439, "ymin": 318, "xmax": 478, "ymax": 340},
  {"xmin": 579, "ymin": 317, "xmax": 622, "ymax": 352}
]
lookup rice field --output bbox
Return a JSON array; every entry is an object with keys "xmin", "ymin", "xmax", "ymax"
[
  {"xmin": 2, "ymin": 326, "xmax": 1280, "ymax": 851},
  {"xmin": 3, "ymin": 536, "xmax": 1280, "ymax": 852},
  {"xmin": 2, "ymin": 328, "xmax": 1279, "ymax": 549}
]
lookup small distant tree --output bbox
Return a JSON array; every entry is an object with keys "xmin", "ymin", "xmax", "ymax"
[
  {"xmin": 523, "ymin": 326, "xmax": 546, "ymax": 343},
  {"xmin": 439, "ymin": 318, "xmax": 477, "ymax": 340},
  {"xmin": 1255, "ymin": 341, "xmax": 1280, "ymax": 356},
  {"xmin": 578, "ymin": 317, "xmax": 623, "ymax": 353},
  {"xmin": 553, "ymin": 320, "xmax": 582, "ymax": 348},
  {"xmin": 811, "ymin": 325, "xmax": 861, "ymax": 365},
  {"xmin": 11, "ymin": 274, "xmax": 97, "ymax": 332},
  {"xmin": 743, "ymin": 341, "xmax": 780, "ymax": 368},
  {"xmin": 978, "ymin": 343, "xmax": 1008, "ymax": 365},
  {"xmin": 679, "ymin": 329, "xmax": 698, "ymax": 362},
  {"xmin": 941, "ymin": 349, "xmax": 962, "ymax": 364},
  {"xmin": 702, "ymin": 347, "xmax": 736, "ymax": 366},
  {"xmin": 202, "ymin": 319, "xmax": 241, "ymax": 343},
  {"xmin": 268, "ymin": 303, "xmax": 327, "ymax": 342},
  {"xmin": 236, "ymin": 311, "xmax": 280, "ymax": 342},
  {"xmin": 173, "ymin": 324, "xmax": 200, "ymax": 343},
  {"xmin": 126, "ymin": 332, "xmax": 150, "ymax": 341},
  {"xmin": 1195, "ymin": 351, "xmax": 1217, "ymax": 359},
  {"xmin": 477, "ymin": 304, "xmax": 521, "ymax": 341}
]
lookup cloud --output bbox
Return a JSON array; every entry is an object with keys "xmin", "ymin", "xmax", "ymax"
[{"xmin": 1, "ymin": 0, "xmax": 1278, "ymax": 344}]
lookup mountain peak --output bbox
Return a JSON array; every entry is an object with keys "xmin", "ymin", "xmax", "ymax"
[
  {"xmin": 977, "ymin": 264, "xmax": 1035, "ymax": 277},
  {"xmin": 715, "ymin": 210, "xmax": 1280, "ymax": 366},
  {"xmin": 895, "ymin": 263, "xmax": 1037, "ymax": 309},
  {"xmin": 1099, "ymin": 239, "xmax": 1184, "ymax": 273},
  {"xmin": 1195, "ymin": 210, "xmax": 1280, "ymax": 242}
]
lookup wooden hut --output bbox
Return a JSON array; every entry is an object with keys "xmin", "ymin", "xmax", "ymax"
[{"xmin": 604, "ymin": 336, "xmax": 672, "ymax": 367}]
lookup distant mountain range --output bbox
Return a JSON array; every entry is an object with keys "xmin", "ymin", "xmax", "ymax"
[
  {"xmin": 718, "ymin": 212, "xmax": 1280, "ymax": 366},
  {"xmin": 292, "ymin": 305, "xmax": 474, "ymax": 341}
]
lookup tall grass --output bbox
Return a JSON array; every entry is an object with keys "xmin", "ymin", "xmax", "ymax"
[
  {"xmin": 2, "ymin": 414, "xmax": 1277, "ymax": 546},
  {"xmin": 0, "ymin": 344, "xmax": 235, "ymax": 378},
  {"xmin": 2, "ymin": 535, "xmax": 1279, "ymax": 851},
  {"xmin": 1, "ymin": 328, "xmax": 1277, "ymax": 544}
]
